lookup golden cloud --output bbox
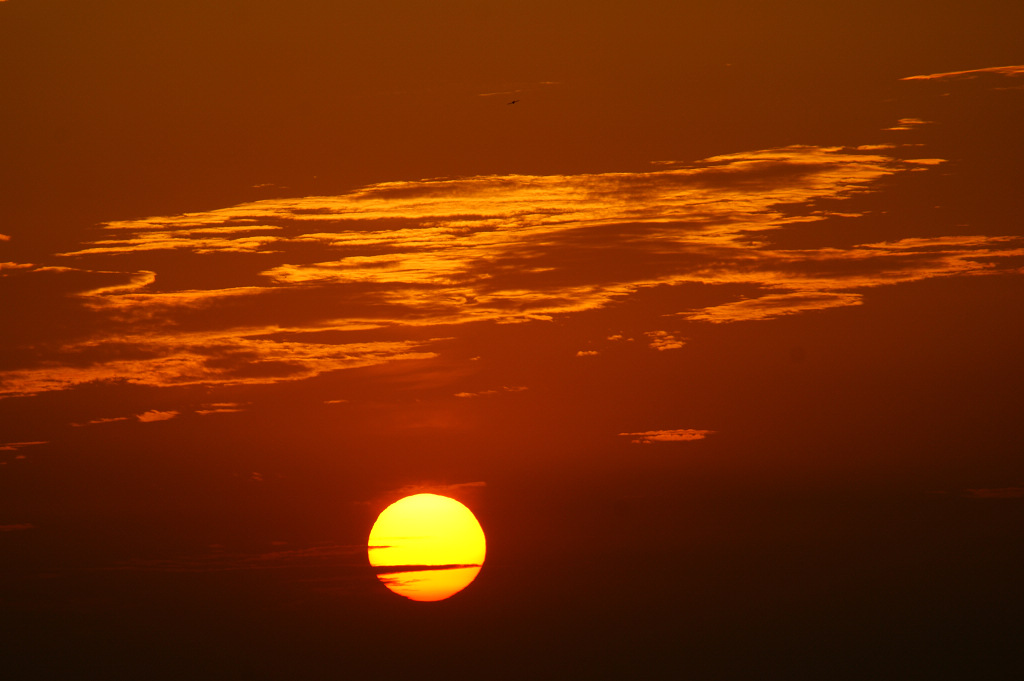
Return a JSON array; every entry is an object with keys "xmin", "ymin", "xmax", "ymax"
[
  {"xmin": 136, "ymin": 410, "xmax": 178, "ymax": 423},
  {"xmin": 3, "ymin": 144, "xmax": 1020, "ymax": 399},
  {"xmin": 901, "ymin": 65, "xmax": 1024, "ymax": 81},
  {"xmin": 0, "ymin": 324, "xmax": 440, "ymax": 398},
  {"xmin": 620, "ymin": 429, "xmax": 715, "ymax": 444},
  {"xmin": 644, "ymin": 331, "xmax": 686, "ymax": 351},
  {"xmin": 0, "ymin": 441, "xmax": 48, "ymax": 452}
]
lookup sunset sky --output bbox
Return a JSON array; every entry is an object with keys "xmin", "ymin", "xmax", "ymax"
[{"xmin": 2, "ymin": 1, "xmax": 1023, "ymax": 677}]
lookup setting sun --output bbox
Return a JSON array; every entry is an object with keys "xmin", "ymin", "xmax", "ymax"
[{"xmin": 367, "ymin": 494, "xmax": 486, "ymax": 602}]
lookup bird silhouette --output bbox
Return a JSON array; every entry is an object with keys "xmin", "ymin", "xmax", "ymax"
[{"xmin": 507, "ymin": 99, "xmax": 519, "ymax": 105}]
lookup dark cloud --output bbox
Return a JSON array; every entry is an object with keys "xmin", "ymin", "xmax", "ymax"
[
  {"xmin": 112, "ymin": 543, "xmax": 365, "ymax": 573},
  {"xmin": 0, "ymin": 523, "xmax": 35, "ymax": 532},
  {"xmin": 373, "ymin": 563, "xmax": 482, "ymax": 575},
  {"xmin": 964, "ymin": 487, "xmax": 1024, "ymax": 499}
]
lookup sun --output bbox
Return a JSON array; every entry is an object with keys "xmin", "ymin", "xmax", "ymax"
[{"xmin": 367, "ymin": 493, "xmax": 486, "ymax": 602}]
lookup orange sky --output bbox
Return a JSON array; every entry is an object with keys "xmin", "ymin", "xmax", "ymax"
[{"xmin": 2, "ymin": 1, "xmax": 1023, "ymax": 678}]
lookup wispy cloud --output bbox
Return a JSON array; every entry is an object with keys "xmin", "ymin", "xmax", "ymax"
[
  {"xmin": 0, "ymin": 441, "xmax": 48, "ymax": 452},
  {"xmin": 902, "ymin": 65, "xmax": 1024, "ymax": 81},
  {"xmin": 678, "ymin": 236, "xmax": 1023, "ymax": 323},
  {"xmin": 113, "ymin": 543, "xmax": 365, "ymax": 573},
  {"xmin": 3, "ymin": 142, "xmax": 1021, "ymax": 400},
  {"xmin": 136, "ymin": 410, "xmax": 178, "ymax": 423},
  {"xmin": 386, "ymin": 481, "xmax": 487, "ymax": 497},
  {"xmin": 454, "ymin": 386, "xmax": 527, "ymax": 398},
  {"xmin": 62, "ymin": 228, "xmax": 282, "ymax": 257},
  {"xmin": 884, "ymin": 117, "xmax": 932, "ymax": 131},
  {"xmin": 368, "ymin": 481, "xmax": 488, "ymax": 513},
  {"xmin": 0, "ymin": 326, "xmax": 440, "ymax": 398},
  {"xmin": 684, "ymin": 292, "xmax": 864, "ymax": 323},
  {"xmin": 374, "ymin": 563, "xmax": 481, "ymax": 575},
  {"xmin": 195, "ymin": 402, "xmax": 245, "ymax": 415},
  {"xmin": 619, "ymin": 429, "xmax": 715, "ymax": 444},
  {"xmin": 964, "ymin": 487, "xmax": 1024, "ymax": 499},
  {"xmin": 0, "ymin": 523, "xmax": 35, "ymax": 532},
  {"xmin": 477, "ymin": 80, "xmax": 561, "ymax": 97},
  {"xmin": 71, "ymin": 416, "xmax": 130, "ymax": 427}
]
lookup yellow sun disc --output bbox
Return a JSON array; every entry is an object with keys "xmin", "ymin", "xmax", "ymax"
[{"xmin": 367, "ymin": 493, "xmax": 486, "ymax": 602}]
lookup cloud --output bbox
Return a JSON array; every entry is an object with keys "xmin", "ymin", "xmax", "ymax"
[
  {"xmin": 0, "ymin": 330, "xmax": 441, "ymax": 398},
  {"xmin": 136, "ymin": 410, "xmax": 178, "ymax": 423},
  {"xmin": 63, "ymin": 147, "xmax": 908, "ymax": 275},
  {"xmin": 684, "ymin": 292, "xmax": 864, "ymax": 323},
  {"xmin": 454, "ymin": 386, "xmax": 527, "ymax": 397},
  {"xmin": 576, "ymin": 350, "xmax": 600, "ymax": 357},
  {"xmin": 619, "ymin": 429, "xmax": 715, "ymax": 444},
  {"xmin": 195, "ymin": 402, "xmax": 245, "ymax": 415},
  {"xmin": 676, "ymin": 236, "xmax": 1023, "ymax": 323},
  {"xmin": 4, "ymin": 142, "xmax": 1022, "ymax": 400},
  {"xmin": 58, "ymin": 217, "xmax": 284, "ymax": 257},
  {"xmin": 477, "ymin": 80, "xmax": 561, "ymax": 97},
  {"xmin": 1, "ymin": 261, "xmax": 34, "ymax": 272},
  {"xmin": 74, "ymin": 405, "xmax": 241, "ymax": 426},
  {"xmin": 374, "ymin": 563, "xmax": 481, "ymax": 575},
  {"xmin": 0, "ymin": 441, "xmax": 47, "ymax": 452},
  {"xmin": 644, "ymin": 330, "xmax": 686, "ymax": 351},
  {"xmin": 0, "ymin": 523, "xmax": 34, "ymax": 532},
  {"xmin": 901, "ymin": 65, "xmax": 1024, "ymax": 81},
  {"xmin": 71, "ymin": 416, "xmax": 130, "ymax": 427},
  {"xmin": 478, "ymin": 90, "xmax": 522, "ymax": 98},
  {"xmin": 371, "ymin": 481, "xmax": 487, "ymax": 509},
  {"xmin": 884, "ymin": 117, "xmax": 932, "ymax": 131},
  {"xmin": 113, "ymin": 543, "xmax": 365, "ymax": 573},
  {"xmin": 455, "ymin": 389, "xmax": 497, "ymax": 397},
  {"xmin": 964, "ymin": 487, "xmax": 1024, "ymax": 499}
]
